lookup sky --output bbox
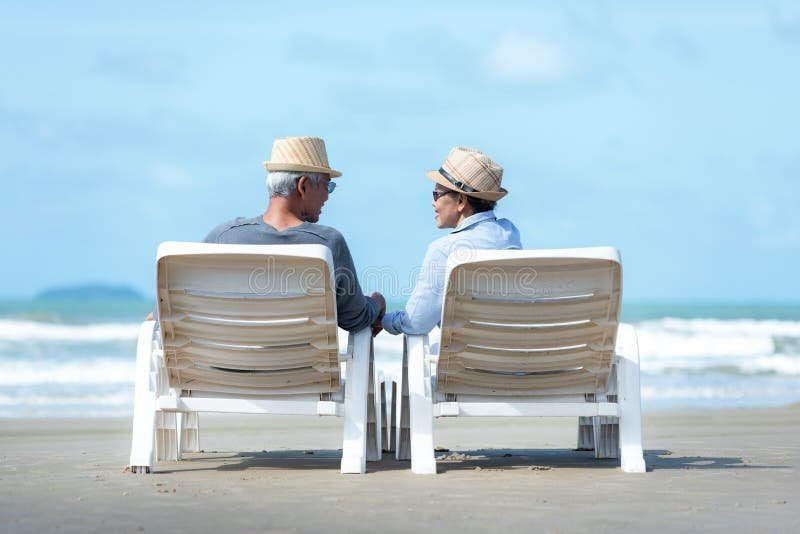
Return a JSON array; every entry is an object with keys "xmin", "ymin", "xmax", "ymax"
[{"xmin": 1, "ymin": 1, "xmax": 799, "ymax": 301}]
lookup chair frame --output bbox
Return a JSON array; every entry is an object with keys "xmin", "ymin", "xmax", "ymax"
[
  {"xmin": 393, "ymin": 248, "xmax": 646, "ymax": 474},
  {"xmin": 128, "ymin": 242, "xmax": 381, "ymax": 474}
]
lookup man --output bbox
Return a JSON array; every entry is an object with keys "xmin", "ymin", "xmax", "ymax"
[
  {"xmin": 205, "ymin": 136, "xmax": 385, "ymax": 333},
  {"xmin": 381, "ymin": 146, "xmax": 521, "ymax": 335}
]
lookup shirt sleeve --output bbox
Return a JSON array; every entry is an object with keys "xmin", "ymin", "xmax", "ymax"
[
  {"xmin": 331, "ymin": 232, "xmax": 380, "ymax": 332},
  {"xmin": 382, "ymin": 240, "xmax": 448, "ymax": 335},
  {"xmin": 203, "ymin": 228, "xmax": 219, "ymax": 243}
]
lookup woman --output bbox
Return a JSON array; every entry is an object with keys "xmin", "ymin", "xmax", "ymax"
[{"xmin": 381, "ymin": 147, "xmax": 522, "ymax": 335}]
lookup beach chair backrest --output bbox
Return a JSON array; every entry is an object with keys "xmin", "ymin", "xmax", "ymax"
[
  {"xmin": 155, "ymin": 242, "xmax": 340, "ymax": 396},
  {"xmin": 436, "ymin": 247, "xmax": 622, "ymax": 396}
]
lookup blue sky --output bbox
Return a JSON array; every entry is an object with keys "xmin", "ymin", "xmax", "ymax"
[{"xmin": 1, "ymin": 1, "xmax": 799, "ymax": 300}]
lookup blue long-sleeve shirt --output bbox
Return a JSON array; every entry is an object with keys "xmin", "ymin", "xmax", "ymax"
[{"xmin": 381, "ymin": 211, "xmax": 522, "ymax": 335}]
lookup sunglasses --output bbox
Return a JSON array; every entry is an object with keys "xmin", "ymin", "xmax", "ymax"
[
  {"xmin": 432, "ymin": 189, "xmax": 455, "ymax": 201},
  {"xmin": 326, "ymin": 181, "xmax": 337, "ymax": 194}
]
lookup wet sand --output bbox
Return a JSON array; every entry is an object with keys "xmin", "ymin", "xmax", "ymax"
[{"xmin": 1, "ymin": 407, "xmax": 798, "ymax": 533}]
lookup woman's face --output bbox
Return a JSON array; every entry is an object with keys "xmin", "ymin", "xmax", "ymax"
[{"xmin": 432, "ymin": 185, "xmax": 464, "ymax": 229}]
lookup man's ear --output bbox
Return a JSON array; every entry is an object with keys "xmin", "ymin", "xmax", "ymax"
[{"xmin": 296, "ymin": 175, "xmax": 309, "ymax": 198}]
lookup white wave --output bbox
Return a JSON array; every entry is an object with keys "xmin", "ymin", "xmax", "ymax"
[
  {"xmin": 1, "ymin": 319, "xmax": 797, "ymax": 393},
  {"xmin": 642, "ymin": 385, "xmax": 746, "ymax": 400},
  {"xmin": 0, "ymin": 390, "xmax": 132, "ymax": 407},
  {"xmin": 641, "ymin": 382, "xmax": 799, "ymax": 402},
  {"xmin": 633, "ymin": 318, "xmax": 800, "ymax": 375},
  {"xmin": 636, "ymin": 318, "xmax": 800, "ymax": 357},
  {"xmin": 641, "ymin": 354, "xmax": 800, "ymax": 375},
  {"xmin": 0, "ymin": 319, "xmax": 141, "ymax": 342},
  {"xmin": 0, "ymin": 358, "xmax": 135, "ymax": 386}
]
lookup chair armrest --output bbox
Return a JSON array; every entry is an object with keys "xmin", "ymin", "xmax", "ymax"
[
  {"xmin": 406, "ymin": 333, "xmax": 433, "ymax": 362},
  {"xmin": 338, "ymin": 330, "xmax": 354, "ymax": 361},
  {"xmin": 615, "ymin": 322, "xmax": 639, "ymax": 363}
]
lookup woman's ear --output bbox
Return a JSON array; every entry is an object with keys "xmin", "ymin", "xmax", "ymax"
[{"xmin": 457, "ymin": 193, "xmax": 469, "ymax": 213}]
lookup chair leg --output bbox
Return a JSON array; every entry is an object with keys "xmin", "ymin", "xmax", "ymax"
[
  {"xmin": 616, "ymin": 324, "xmax": 646, "ymax": 473},
  {"xmin": 366, "ymin": 357, "xmax": 381, "ymax": 462},
  {"xmin": 386, "ymin": 381, "xmax": 397, "ymax": 454},
  {"xmin": 156, "ymin": 412, "xmax": 178, "ymax": 461},
  {"xmin": 592, "ymin": 415, "xmax": 619, "ymax": 459},
  {"xmin": 180, "ymin": 412, "xmax": 200, "ymax": 453},
  {"xmin": 395, "ymin": 347, "xmax": 411, "ymax": 461},
  {"xmin": 407, "ymin": 334, "xmax": 436, "ymax": 474},
  {"xmin": 341, "ymin": 328, "xmax": 370, "ymax": 474},
  {"xmin": 577, "ymin": 416, "xmax": 594, "ymax": 450},
  {"xmin": 380, "ymin": 376, "xmax": 390, "ymax": 453},
  {"xmin": 586, "ymin": 389, "xmax": 618, "ymax": 459},
  {"xmin": 129, "ymin": 321, "xmax": 158, "ymax": 474}
]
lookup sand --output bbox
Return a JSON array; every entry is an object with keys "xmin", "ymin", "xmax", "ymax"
[{"xmin": 1, "ymin": 407, "xmax": 798, "ymax": 533}]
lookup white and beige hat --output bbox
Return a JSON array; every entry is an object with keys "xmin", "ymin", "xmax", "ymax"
[
  {"xmin": 263, "ymin": 136, "xmax": 342, "ymax": 178},
  {"xmin": 427, "ymin": 147, "xmax": 507, "ymax": 201}
]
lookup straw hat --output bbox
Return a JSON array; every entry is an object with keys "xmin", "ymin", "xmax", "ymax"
[
  {"xmin": 262, "ymin": 136, "xmax": 342, "ymax": 178},
  {"xmin": 426, "ymin": 147, "xmax": 507, "ymax": 201}
]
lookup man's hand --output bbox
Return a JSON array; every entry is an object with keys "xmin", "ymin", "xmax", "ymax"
[{"xmin": 370, "ymin": 291, "xmax": 386, "ymax": 337}]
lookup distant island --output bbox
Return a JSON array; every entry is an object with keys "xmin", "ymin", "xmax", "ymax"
[{"xmin": 36, "ymin": 284, "xmax": 145, "ymax": 301}]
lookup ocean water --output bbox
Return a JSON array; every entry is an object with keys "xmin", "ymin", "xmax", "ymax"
[{"xmin": 0, "ymin": 298, "xmax": 798, "ymax": 417}]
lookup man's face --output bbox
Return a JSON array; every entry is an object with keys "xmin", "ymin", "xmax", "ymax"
[
  {"xmin": 432, "ymin": 185, "xmax": 462, "ymax": 229},
  {"xmin": 299, "ymin": 175, "xmax": 330, "ymax": 223}
]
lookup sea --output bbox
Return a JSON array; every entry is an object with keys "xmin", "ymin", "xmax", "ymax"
[{"xmin": 1, "ymin": 298, "xmax": 798, "ymax": 418}]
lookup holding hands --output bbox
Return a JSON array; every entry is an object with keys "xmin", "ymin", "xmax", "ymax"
[{"xmin": 370, "ymin": 291, "xmax": 386, "ymax": 337}]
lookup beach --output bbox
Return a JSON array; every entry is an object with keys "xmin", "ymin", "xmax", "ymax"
[
  {"xmin": 2, "ymin": 301, "xmax": 799, "ymax": 531},
  {"xmin": 1, "ymin": 407, "xmax": 797, "ymax": 533}
]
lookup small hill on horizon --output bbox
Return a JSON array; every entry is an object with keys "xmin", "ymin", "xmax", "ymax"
[{"xmin": 36, "ymin": 284, "xmax": 145, "ymax": 301}]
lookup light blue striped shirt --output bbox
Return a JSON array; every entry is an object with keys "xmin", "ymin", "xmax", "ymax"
[{"xmin": 382, "ymin": 210, "xmax": 522, "ymax": 335}]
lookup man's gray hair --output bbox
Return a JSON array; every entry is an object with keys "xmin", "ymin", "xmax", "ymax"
[{"xmin": 267, "ymin": 171, "xmax": 326, "ymax": 198}]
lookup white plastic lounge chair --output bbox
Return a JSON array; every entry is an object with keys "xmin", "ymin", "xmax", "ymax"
[
  {"xmin": 128, "ymin": 242, "xmax": 382, "ymax": 475},
  {"xmin": 394, "ymin": 247, "xmax": 646, "ymax": 474}
]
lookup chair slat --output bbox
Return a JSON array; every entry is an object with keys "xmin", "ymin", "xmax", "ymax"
[
  {"xmin": 157, "ymin": 247, "xmax": 341, "ymax": 395},
  {"xmin": 437, "ymin": 251, "xmax": 621, "ymax": 397},
  {"xmin": 165, "ymin": 292, "xmax": 327, "ymax": 319}
]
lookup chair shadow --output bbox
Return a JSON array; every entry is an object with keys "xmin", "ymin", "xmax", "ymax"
[
  {"xmin": 155, "ymin": 447, "xmax": 784, "ymax": 474},
  {"xmin": 433, "ymin": 448, "xmax": 785, "ymax": 473},
  {"xmin": 157, "ymin": 449, "xmax": 345, "ymax": 474}
]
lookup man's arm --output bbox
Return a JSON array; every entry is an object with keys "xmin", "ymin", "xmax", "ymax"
[
  {"xmin": 370, "ymin": 291, "xmax": 386, "ymax": 336},
  {"xmin": 331, "ymin": 232, "xmax": 382, "ymax": 332}
]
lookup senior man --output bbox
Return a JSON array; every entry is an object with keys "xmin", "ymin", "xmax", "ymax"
[{"xmin": 204, "ymin": 136, "xmax": 385, "ymax": 333}]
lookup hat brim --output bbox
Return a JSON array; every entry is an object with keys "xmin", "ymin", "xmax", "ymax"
[
  {"xmin": 263, "ymin": 161, "xmax": 342, "ymax": 178},
  {"xmin": 426, "ymin": 170, "xmax": 507, "ymax": 201}
]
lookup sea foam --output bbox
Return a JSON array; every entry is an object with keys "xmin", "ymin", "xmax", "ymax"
[
  {"xmin": 0, "ymin": 358, "xmax": 135, "ymax": 386},
  {"xmin": 0, "ymin": 316, "xmax": 798, "ymax": 415},
  {"xmin": 635, "ymin": 318, "xmax": 800, "ymax": 375},
  {"xmin": 0, "ymin": 319, "xmax": 140, "ymax": 342}
]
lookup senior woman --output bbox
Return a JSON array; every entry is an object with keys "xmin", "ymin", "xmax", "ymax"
[{"xmin": 381, "ymin": 147, "xmax": 522, "ymax": 336}]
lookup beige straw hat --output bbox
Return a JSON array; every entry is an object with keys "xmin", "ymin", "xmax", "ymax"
[
  {"xmin": 263, "ymin": 136, "xmax": 342, "ymax": 178},
  {"xmin": 426, "ymin": 147, "xmax": 507, "ymax": 201}
]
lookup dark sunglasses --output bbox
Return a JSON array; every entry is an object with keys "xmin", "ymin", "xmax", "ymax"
[
  {"xmin": 432, "ymin": 189, "xmax": 456, "ymax": 201},
  {"xmin": 326, "ymin": 181, "xmax": 336, "ymax": 193}
]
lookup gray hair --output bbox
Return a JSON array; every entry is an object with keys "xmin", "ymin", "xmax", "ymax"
[{"xmin": 266, "ymin": 171, "xmax": 326, "ymax": 198}]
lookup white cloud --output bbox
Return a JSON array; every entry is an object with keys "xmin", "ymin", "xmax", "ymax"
[
  {"xmin": 484, "ymin": 30, "xmax": 567, "ymax": 84},
  {"xmin": 768, "ymin": 4, "xmax": 800, "ymax": 43}
]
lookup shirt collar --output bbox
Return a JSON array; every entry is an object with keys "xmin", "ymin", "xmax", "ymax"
[{"xmin": 451, "ymin": 210, "xmax": 497, "ymax": 233}]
